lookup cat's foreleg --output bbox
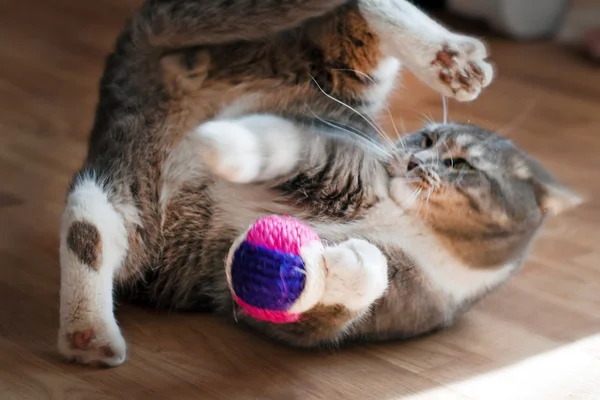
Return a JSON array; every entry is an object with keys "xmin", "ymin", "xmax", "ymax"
[
  {"xmin": 248, "ymin": 238, "xmax": 389, "ymax": 347},
  {"xmin": 57, "ymin": 176, "xmax": 131, "ymax": 367},
  {"xmin": 165, "ymin": 114, "xmax": 306, "ymax": 186},
  {"xmin": 320, "ymin": 239, "xmax": 389, "ymax": 311},
  {"xmin": 359, "ymin": 0, "xmax": 494, "ymax": 101}
]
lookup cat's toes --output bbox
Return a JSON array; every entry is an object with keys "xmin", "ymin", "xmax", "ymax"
[
  {"xmin": 427, "ymin": 37, "xmax": 494, "ymax": 102},
  {"xmin": 57, "ymin": 321, "xmax": 126, "ymax": 367},
  {"xmin": 196, "ymin": 120, "xmax": 262, "ymax": 183},
  {"xmin": 321, "ymin": 239, "xmax": 388, "ymax": 311}
]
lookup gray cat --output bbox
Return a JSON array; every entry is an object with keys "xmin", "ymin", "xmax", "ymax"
[{"xmin": 57, "ymin": 0, "xmax": 579, "ymax": 367}]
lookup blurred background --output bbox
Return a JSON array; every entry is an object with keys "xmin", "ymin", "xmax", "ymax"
[{"xmin": 0, "ymin": 1, "xmax": 598, "ymax": 399}]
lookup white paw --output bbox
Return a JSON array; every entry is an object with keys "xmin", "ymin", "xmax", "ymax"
[
  {"xmin": 321, "ymin": 239, "xmax": 388, "ymax": 311},
  {"xmin": 57, "ymin": 318, "xmax": 126, "ymax": 367},
  {"xmin": 421, "ymin": 35, "xmax": 494, "ymax": 102},
  {"xmin": 196, "ymin": 120, "xmax": 262, "ymax": 183}
]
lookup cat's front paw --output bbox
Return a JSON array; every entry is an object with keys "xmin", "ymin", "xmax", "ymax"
[
  {"xmin": 57, "ymin": 318, "xmax": 126, "ymax": 367},
  {"xmin": 196, "ymin": 120, "xmax": 263, "ymax": 183},
  {"xmin": 321, "ymin": 239, "xmax": 388, "ymax": 311},
  {"xmin": 422, "ymin": 36, "xmax": 494, "ymax": 102}
]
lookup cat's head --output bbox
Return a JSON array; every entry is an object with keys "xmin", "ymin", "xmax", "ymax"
[{"xmin": 387, "ymin": 123, "xmax": 582, "ymax": 267}]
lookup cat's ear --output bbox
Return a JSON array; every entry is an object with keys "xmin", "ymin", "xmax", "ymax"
[
  {"xmin": 516, "ymin": 153, "xmax": 583, "ymax": 216},
  {"xmin": 537, "ymin": 183, "xmax": 583, "ymax": 216}
]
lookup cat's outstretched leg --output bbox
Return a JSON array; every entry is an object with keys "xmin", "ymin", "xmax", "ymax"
[
  {"xmin": 57, "ymin": 176, "xmax": 132, "ymax": 367},
  {"xmin": 359, "ymin": 0, "xmax": 494, "ymax": 101}
]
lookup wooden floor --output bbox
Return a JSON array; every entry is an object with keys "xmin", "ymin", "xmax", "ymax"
[{"xmin": 1, "ymin": 1, "xmax": 599, "ymax": 399}]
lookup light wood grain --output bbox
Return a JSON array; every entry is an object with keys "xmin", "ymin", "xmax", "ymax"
[{"xmin": 1, "ymin": 1, "xmax": 599, "ymax": 399}]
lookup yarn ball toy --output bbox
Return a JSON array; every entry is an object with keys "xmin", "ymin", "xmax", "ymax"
[{"xmin": 225, "ymin": 215, "xmax": 326, "ymax": 324}]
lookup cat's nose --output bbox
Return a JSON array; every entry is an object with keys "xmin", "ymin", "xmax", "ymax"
[{"xmin": 407, "ymin": 156, "xmax": 421, "ymax": 172}]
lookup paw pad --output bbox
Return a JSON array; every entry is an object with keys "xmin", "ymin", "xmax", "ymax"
[
  {"xmin": 427, "ymin": 39, "xmax": 493, "ymax": 102},
  {"xmin": 58, "ymin": 322, "xmax": 127, "ymax": 367},
  {"xmin": 432, "ymin": 45, "xmax": 459, "ymax": 68},
  {"xmin": 71, "ymin": 329, "xmax": 94, "ymax": 350}
]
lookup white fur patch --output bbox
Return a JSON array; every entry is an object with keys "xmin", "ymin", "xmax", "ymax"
[
  {"xmin": 162, "ymin": 114, "xmax": 304, "ymax": 207},
  {"xmin": 226, "ymin": 114, "xmax": 303, "ymax": 181},
  {"xmin": 320, "ymin": 239, "xmax": 389, "ymax": 311},
  {"xmin": 397, "ymin": 222, "xmax": 515, "ymax": 303},
  {"xmin": 360, "ymin": 57, "xmax": 401, "ymax": 116},
  {"xmin": 197, "ymin": 119, "xmax": 263, "ymax": 183},
  {"xmin": 359, "ymin": 0, "xmax": 493, "ymax": 101},
  {"xmin": 58, "ymin": 177, "xmax": 128, "ymax": 366}
]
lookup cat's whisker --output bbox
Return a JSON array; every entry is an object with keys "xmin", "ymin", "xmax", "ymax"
[
  {"xmin": 395, "ymin": 130, "xmax": 407, "ymax": 152},
  {"xmin": 389, "ymin": 116, "xmax": 402, "ymax": 142},
  {"xmin": 331, "ymin": 126, "xmax": 394, "ymax": 157},
  {"xmin": 232, "ymin": 304, "xmax": 239, "ymax": 323},
  {"xmin": 497, "ymin": 98, "xmax": 538, "ymax": 138},
  {"xmin": 424, "ymin": 187, "xmax": 434, "ymax": 217},
  {"xmin": 309, "ymin": 74, "xmax": 391, "ymax": 146},
  {"xmin": 331, "ymin": 67, "xmax": 403, "ymax": 144},
  {"xmin": 380, "ymin": 122, "xmax": 400, "ymax": 149},
  {"xmin": 307, "ymin": 104, "xmax": 391, "ymax": 153},
  {"xmin": 416, "ymin": 186, "xmax": 432, "ymax": 217},
  {"xmin": 397, "ymin": 118, "xmax": 409, "ymax": 152},
  {"xmin": 423, "ymin": 173, "xmax": 439, "ymax": 188},
  {"xmin": 397, "ymin": 177, "xmax": 423, "ymax": 183},
  {"xmin": 326, "ymin": 125, "xmax": 394, "ymax": 157},
  {"xmin": 340, "ymin": 120, "xmax": 396, "ymax": 151},
  {"xmin": 429, "ymin": 170, "xmax": 441, "ymax": 185},
  {"xmin": 441, "ymin": 95, "xmax": 448, "ymax": 124},
  {"xmin": 455, "ymin": 168, "xmax": 467, "ymax": 186},
  {"xmin": 416, "ymin": 196, "xmax": 424, "ymax": 217},
  {"xmin": 399, "ymin": 117, "xmax": 407, "ymax": 135},
  {"xmin": 306, "ymin": 109, "xmax": 394, "ymax": 158},
  {"xmin": 403, "ymin": 187, "xmax": 422, "ymax": 209},
  {"xmin": 420, "ymin": 113, "xmax": 436, "ymax": 126}
]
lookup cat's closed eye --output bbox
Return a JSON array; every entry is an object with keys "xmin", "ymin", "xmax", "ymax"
[
  {"xmin": 420, "ymin": 134, "xmax": 434, "ymax": 149},
  {"xmin": 444, "ymin": 158, "xmax": 474, "ymax": 171}
]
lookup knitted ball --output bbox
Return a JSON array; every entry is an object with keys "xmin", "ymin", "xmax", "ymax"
[{"xmin": 226, "ymin": 215, "xmax": 325, "ymax": 324}]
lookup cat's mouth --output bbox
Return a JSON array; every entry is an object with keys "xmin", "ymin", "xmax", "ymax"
[{"xmin": 406, "ymin": 156, "xmax": 442, "ymax": 190}]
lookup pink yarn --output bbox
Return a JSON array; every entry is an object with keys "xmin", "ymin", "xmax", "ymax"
[
  {"xmin": 234, "ymin": 295, "xmax": 301, "ymax": 324},
  {"xmin": 245, "ymin": 215, "xmax": 319, "ymax": 255}
]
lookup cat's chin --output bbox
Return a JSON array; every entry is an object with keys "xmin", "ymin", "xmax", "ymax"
[{"xmin": 388, "ymin": 178, "xmax": 427, "ymax": 212}]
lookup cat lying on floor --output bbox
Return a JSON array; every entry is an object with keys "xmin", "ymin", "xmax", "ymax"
[{"xmin": 57, "ymin": 0, "xmax": 579, "ymax": 367}]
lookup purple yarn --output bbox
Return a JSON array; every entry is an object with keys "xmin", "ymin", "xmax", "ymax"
[{"xmin": 231, "ymin": 241, "xmax": 306, "ymax": 311}]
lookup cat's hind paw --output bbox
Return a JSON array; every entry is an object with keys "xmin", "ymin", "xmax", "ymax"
[
  {"xmin": 57, "ymin": 319, "xmax": 126, "ymax": 367},
  {"xmin": 423, "ymin": 36, "xmax": 494, "ymax": 102}
]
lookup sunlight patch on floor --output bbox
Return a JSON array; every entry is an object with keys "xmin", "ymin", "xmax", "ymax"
[{"xmin": 401, "ymin": 334, "xmax": 600, "ymax": 400}]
